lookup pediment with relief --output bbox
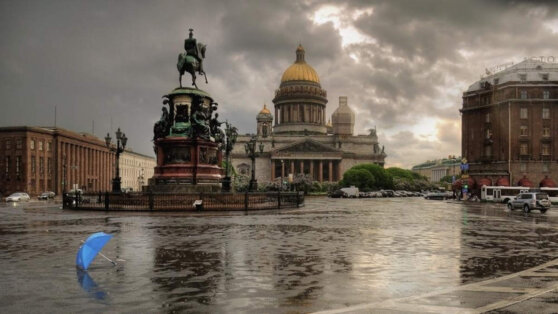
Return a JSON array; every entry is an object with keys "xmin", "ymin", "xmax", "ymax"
[{"xmin": 273, "ymin": 139, "xmax": 342, "ymax": 154}]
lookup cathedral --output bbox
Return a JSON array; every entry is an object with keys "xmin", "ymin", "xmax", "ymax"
[{"xmin": 231, "ymin": 45, "xmax": 386, "ymax": 183}]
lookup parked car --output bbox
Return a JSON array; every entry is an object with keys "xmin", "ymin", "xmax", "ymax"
[
  {"xmin": 507, "ymin": 192, "xmax": 551, "ymax": 213},
  {"xmin": 340, "ymin": 186, "xmax": 359, "ymax": 198},
  {"xmin": 328, "ymin": 189, "xmax": 347, "ymax": 198},
  {"xmin": 6, "ymin": 192, "xmax": 31, "ymax": 202},
  {"xmin": 424, "ymin": 192, "xmax": 448, "ymax": 200},
  {"xmin": 38, "ymin": 191, "xmax": 56, "ymax": 200}
]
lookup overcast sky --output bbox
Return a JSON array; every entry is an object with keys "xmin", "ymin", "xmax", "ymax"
[{"xmin": 1, "ymin": 0, "xmax": 557, "ymax": 168}]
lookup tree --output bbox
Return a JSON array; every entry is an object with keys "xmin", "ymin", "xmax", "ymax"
[
  {"xmin": 352, "ymin": 163, "xmax": 393, "ymax": 189},
  {"xmin": 340, "ymin": 168, "xmax": 375, "ymax": 191}
]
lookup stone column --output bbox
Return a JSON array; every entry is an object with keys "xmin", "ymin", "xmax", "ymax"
[
  {"xmin": 319, "ymin": 160, "xmax": 323, "ymax": 182},
  {"xmin": 281, "ymin": 160, "xmax": 285, "ymax": 178},
  {"xmin": 309, "ymin": 160, "xmax": 314, "ymax": 179},
  {"xmin": 300, "ymin": 160, "xmax": 304, "ymax": 174},
  {"xmin": 290, "ymin": 160, "xmax": 295, "ymax": 175},
  {"xmin": 328, "ymin": 160, "xmax": 333, "ymax": 182},
  {"xmin": 275, "ymin": 107, "xmax": 278, "ymax": 126}
]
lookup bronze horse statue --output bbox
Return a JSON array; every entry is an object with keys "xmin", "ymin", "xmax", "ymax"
[{"xmin": 177, "ymin": 43, "xmax": 207, "ymax": 89}]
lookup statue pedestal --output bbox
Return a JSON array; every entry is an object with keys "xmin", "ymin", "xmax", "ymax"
[
  {"xmin": 149, "ymin": 137, "xmax": 223, "ymax": 193},
  {"xmin": 149, "ymin": 87, "xmax": 224, "ymax": 193}
]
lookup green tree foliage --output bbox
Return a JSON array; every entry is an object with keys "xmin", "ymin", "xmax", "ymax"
[
  {"xmin": 351, "ymin": 163, "xmax": 393, "ymax": 189},
  {"xmin": 340, "ymin": 168, "xmax": 376, "ymax": 191}
]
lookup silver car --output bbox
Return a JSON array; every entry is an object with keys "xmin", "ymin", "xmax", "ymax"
[
  {"xmin": 507, "ymin": 192, "xmax": 551, "ymax": 213},
  {"xmin": 6, "ymin": 192, "xmax": 31, "ymax": 202}
]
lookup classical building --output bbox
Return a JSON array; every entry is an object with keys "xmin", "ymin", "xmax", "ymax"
[
  {"xmin": 119, "ymin": 150, "xmax": 156, "ymax": 191},
  {"xmin": 461, "ymin": 57, "xmax": 557, "ymax": 188},
  {"xmin": 231, "ymin": 45, "xmax": 386, "ymax": 183},
  {"xmin": 411, "ymin": 156, "xmax": 461, "ymax": 182},
  {"xmin": 0, "ymin": 126, "xmax": 115, "ymax": 196}
]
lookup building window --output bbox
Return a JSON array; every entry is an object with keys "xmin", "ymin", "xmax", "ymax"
[
  {"xmin": 519, "ymin": 74, "xmax": 527, "ymax": 81},
  {"xmin": 520, "ymin": 143, "xmax": 528, "ymax": 155},
  {"xmin": 520, "ymin": 108, "xmax": 528, "ymax": 119},
  {"xmin": 6, "ymin": 140, "xmax": 11, "ymax": 150},
  {"xmin": 39, "ymin": 157, "xmax": 44, "ymax": 175},
  {"xmin": 543, "ymin": 127, "xmax": 551, "ymax": 137},
  {"xmin": 30, "ymin": 140, "xmax": 35, "ymax": 150},
  {"xmin": 542, "ymin": 73, "xmax": 549, "ymax": 81},
  {"xmin": 39, "ymin": 141, "xmax": 43, "ymax": 151},
  {"xmin": 485, "ymin": 145, "xmax": 492, "ymax": 157},
  {"xmin": 520, "ymin": 125, "xmax": 528, "ymax": 136},
  {"xmin": 520, "ymin": 90, "xmax": 527, "ymax": 99},
  {"xmin": 485, "ymin": 112, "xmax": 490, "ymax": 123},
  {"xmin": 31, "ymin": 156, "xmax": 36, "ymax": 174},
  {"xmin": 520, "ymin": 163, "xmax": 527, "ymax": 172},
  {"xmin": 543, "ymin": 91, "xmax": 550, "ymax": 99},
  {"xmin": 486, "ymin": 128, "xmax": 492, "ymax": 139},
  {"xmin": 47, "ymin": 142, "xmax": 51, "ymax": 151},
  {"xmin": 5, "ymin": 156, "xmax": 9, "ymax": 176},
  {"xmin": 16, "ymin": 139, "xmax": 22, "ymax": 149},
  {"xmin": 15, "ymin": 156, "xmax": 21, "ymax": 177},
  {"xmin": 48, "ymin": 158, "xmax": 52, "ymax": 175},
  {"xmin": 542, "ymin": 108, "xmax": 550, "ymax": 119},
  {"xmin": 542, "ymin": 143, "xmax": 550, "ymax": 156},
  {"xmin": 543, "ymin": 163, "xmax": 549, "ymax": 172}
]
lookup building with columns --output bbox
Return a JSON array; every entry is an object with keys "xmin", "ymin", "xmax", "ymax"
[
  {"xmin": 119, "ymin": 150, "xmax": 155, "ymax": 191},
  {"xmin": 411, "ymin": 156, "xmax": 461, "ymax": 182},
  {"xmin": 231, "ymin": 45, "xmax": 386, "ymax": 184},
  {"xmin": 0, "ymin": 126, "xmax": 115, "ymax": 196}
]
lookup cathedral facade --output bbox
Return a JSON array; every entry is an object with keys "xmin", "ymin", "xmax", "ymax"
[{"xmin": 231, "ymin": 45, "xmax": 386, "ymax": 183}]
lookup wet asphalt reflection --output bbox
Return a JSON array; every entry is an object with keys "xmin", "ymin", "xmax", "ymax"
[{"xmin": 1, "ymin": 197, "xmax": 557, "ymax": 313}]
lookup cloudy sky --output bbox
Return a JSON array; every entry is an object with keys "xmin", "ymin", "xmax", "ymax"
[{"xmin": 1, "ymin": 0, "xmax": 557, "ymax": 168}]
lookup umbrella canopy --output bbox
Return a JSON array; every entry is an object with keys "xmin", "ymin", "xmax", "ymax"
[{"xmin": 76, "ymin": 232, "xmax": 113, "ymax": 270}]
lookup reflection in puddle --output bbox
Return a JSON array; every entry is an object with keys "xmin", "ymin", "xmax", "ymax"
[{"xmin": 2, "ymin": 198, "xmax": 558, "ymax": 312}]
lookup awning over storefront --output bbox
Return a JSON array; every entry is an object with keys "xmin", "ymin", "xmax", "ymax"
[
  {"xmin": 495, "ymin": 177, "xmax": 510, "ymax": 186},
  {"xmin": 540, "ymin": 176, "xmax": 557, "ymax": 188},
  {"xmin": 517, "ymin": 175, "xmax": 534, "ymax": 188},
  {"xmin": 477, "ymin": 178, "xmax": 492, "ymax": 187}
]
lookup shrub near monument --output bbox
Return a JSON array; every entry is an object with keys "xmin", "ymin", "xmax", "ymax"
[{"xmin": 339, "ymin": 163, "xmax": 437, "ymax": 191}]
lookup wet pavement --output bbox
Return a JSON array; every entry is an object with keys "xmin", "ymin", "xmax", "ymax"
[{"xmin": 1, "ymin": 197, "xmax": 558, "ymax": 313}]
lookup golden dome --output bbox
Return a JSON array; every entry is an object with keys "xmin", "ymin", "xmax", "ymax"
[
  {"xmin": 280, "ymin": 44, "xmax": 320, "ymax": 83},
  {"xmin": 259, "ymin": 104, "xmax": 271, "ymax": 114}
]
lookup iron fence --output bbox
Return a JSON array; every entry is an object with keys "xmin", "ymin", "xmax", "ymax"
[{"xmin": 63, "ymin": 191, "xmax": 304, "ymax": 211}]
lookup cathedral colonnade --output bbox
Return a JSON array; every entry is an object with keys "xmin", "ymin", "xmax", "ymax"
[{"xmin": 270, "ymin": 158, "xmax": 341, "ymax": 183}]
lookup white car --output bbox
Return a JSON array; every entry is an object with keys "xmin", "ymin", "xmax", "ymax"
[{"xmin": 6, "ymin": 192, "xmax": 31, "ymax": 202}]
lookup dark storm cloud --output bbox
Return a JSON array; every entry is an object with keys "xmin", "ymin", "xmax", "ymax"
[{"xmin": 1, "ymin": 0, "xmax": 557, "ymax": 167}]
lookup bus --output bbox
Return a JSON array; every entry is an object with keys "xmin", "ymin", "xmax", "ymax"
[
  {"xmin": 480, "ymin": 186, "xmax": 530, "ymax": 203},
  {"xmin": 540, "ymin": 187, "xmax": 558, "ymax": 204}
]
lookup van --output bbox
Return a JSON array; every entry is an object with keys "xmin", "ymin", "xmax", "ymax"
[{"xmin": 340, "ymin": 186, "xmax": 359, "ymax": 198}]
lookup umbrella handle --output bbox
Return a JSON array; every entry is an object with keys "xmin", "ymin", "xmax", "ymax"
[{"xmin": 98, "ymin": 251, "xmax": 117, "ymax": 266}]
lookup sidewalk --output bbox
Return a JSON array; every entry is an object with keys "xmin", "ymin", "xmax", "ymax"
[{"xmin": 315, "ymin": 258, "xmax": 558, "ymax": 314}]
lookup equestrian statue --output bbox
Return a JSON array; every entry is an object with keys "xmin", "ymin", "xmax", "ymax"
[{"xmin": 177, "ymin": 28, "xmax": 208, "ymax": 88}]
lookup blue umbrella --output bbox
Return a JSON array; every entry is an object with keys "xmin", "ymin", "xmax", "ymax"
[{"xmin": 76, "ymin": 232, "xmax": 115, "ymax": 270}]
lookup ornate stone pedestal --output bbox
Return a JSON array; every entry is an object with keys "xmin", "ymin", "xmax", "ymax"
[{"xmin": 149, "ymin": 87, "xmax": 224, "ymax": 193}]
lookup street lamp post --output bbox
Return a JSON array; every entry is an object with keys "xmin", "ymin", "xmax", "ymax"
[
  {"xmin": 244, "ymin": 135, "xmax": 264, "ymax": 192},
  {"xmin": 280, "ymin": 159, "xmax": 284, "ymax": 191},
  {"xmin": 105, "ymin": 127, "xmax": 127, "ymax": 193},
  {"xmin": 222, "ymin": 121, "xmax": 238, "ymax": 192}
]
